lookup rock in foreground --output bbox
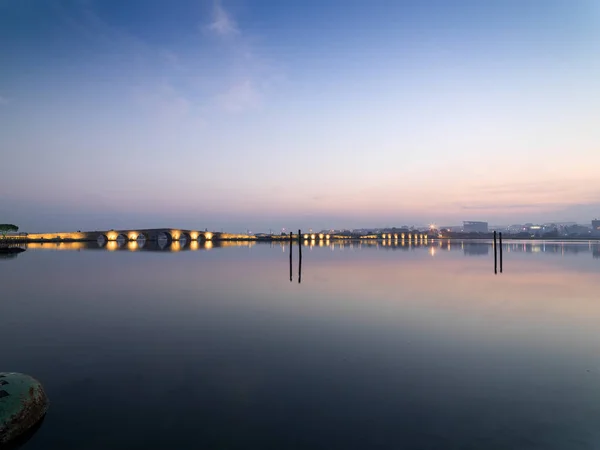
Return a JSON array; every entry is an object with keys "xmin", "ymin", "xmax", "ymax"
[{"xmin": 0, "ymin": 373, "xmax": 49, "ymax": 445}]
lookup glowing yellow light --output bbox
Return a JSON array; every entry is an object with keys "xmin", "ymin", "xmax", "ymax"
[
  {"xmin": 430, "ymin": 247, "xmax": 436, "ymax": 256},
  {"xmin": 204, "ymin": 241, "xmax": 213, "ymax": 250},
  {"xmin": 205, "ymin": 232, "xmax": 213, "ymax": 241},
  {"xmin": 311, "ymin": 234, "xmax": 316, "ymax": 240},
  {"xmin": 401, "ymin": 233, "xmax": 405, "ymax": 239},
  {"xmin": 127, "ymin": 241, "xmax": 138, "ymax": 251},
  {"xmin": 394, "ymin": 234, "xmax": 398, "ymax": 239},
  {"xmin": 190, "ymin": 232, "xmax": 199, "ymax": 240},
  {"xmin": 106, "ymin": 241, "xmax": 118, "ymax": 251},
  {"xmin": 107, "ymin": 232, "xmax": 118, "ymax": 241},
  {"xmin": 326, "ymin": 234, "xmax": 330, "ymax": 239},
  {"xmin": 190, "ymin": 241, "xmax": 199, "ymax": 251},
  {"xmin": 319, "ymin": 233, "xmax": 324, "ymax": 240},
  {"xmin": 128, "ymin": 233, "xmax": 138, "ymax": 241},
  {"xmin": 304, "ymin": 234, "xmax": 309, "ymax": 239}
]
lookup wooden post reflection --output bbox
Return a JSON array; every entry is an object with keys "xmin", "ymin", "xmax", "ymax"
[
  {"xmin": 289, "ymin": 232, "xmax": 293, "ymax": 282},
  {"xmin": 499, "ymin": 232, "xmax": 503, "ymax": 273},
  {"xmin": 298, "ymin": 229, "xmax": 302, "ymax": 284},
  {"xmin": 493, "ymin": 230, "xmax": 498, "ymax": 274}
]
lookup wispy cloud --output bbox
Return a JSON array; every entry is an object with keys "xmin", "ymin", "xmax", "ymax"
[
  {"xmin": 159, "ymin": 49, "xmax": 183, "ymax": 71},
  {"xmin": 56, "ymin": 2, "xmax": 205, "ymax": 124},
  {"xmin": 202, "ymin": 1, "xmax": 279, "ymax": 113},
  {"xmin": 133, "ymin": 82, "xmax": 191, "ymax": 119},
  {"xmin": 56, "ymin": 0, "xmax": 277, "ymax": 118},
  {"xmin": 460, "ymin": 203, "xmax": 567, "ymax": 211},
  {"xmin": 206, "ymin": 0, "xmax": 238, "ymax": 37},
  {"xmin": 217, "ymin": 79, "xmax": 260, "ymax": 112}
]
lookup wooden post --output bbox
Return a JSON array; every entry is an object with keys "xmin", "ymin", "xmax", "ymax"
[
  {"xmin": 289, "ymin": 232, "xmax": 293, "ymax": 282},
  {"xmin": 499, "ymin": 232, "xmax": 503, "ymax": 273},
  {"xmin": 493, "ymin": 230, "xmax": 498, "ymax": 274}
]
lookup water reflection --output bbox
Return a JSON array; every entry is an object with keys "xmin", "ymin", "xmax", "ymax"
[
  {"xmin": 24, "ymin": 240, "xmax": 256, "ymax": 252},
  {"xmin": 463, "ymin": 243, "xmax": 489, "ymax": 256},
  {"xmin": 288, "ymin": 238, "xmax": 303, "ymax": 283},
  {"xmin": 16, "ymin": 239, "xmax": 600, "ymax": 261},
  {"xmin": 3, "ymin": 240, "xmax": 600, "ymax": 449},
  {"xmin": 0, "ymin": 243, "xmax": 27, "ymax": 260}
]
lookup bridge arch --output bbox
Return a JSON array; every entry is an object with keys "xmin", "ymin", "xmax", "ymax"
[
  {"xmin": 116, "ymin": 234, "xmax": 129, "ymax": 248},
  {"xmin": 179, "ymin": 232, "xmax": 192, "ymax": 246},
  {"xmin": 157, "ymin": 231, "xmax": 173, "ymax": 249},
  {"xmin": 97, "ymin": 234, "xmax": 108, "ymax": 247},
  {"xmin": 134, "ymin": 232, "xmax": 149, "ymax": 242}
]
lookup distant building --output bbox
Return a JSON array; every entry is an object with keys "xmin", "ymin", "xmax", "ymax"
[
  {"xmin": 565, "ymin": 224, "xmax": 590, "ymax": 236},
  {"xmin": 592, "ymin": 219, "xmax": 600, "ymax": 236},
  {"xmin": 463, "ymin": 221, "xmax": 488, "ymax": 233}
]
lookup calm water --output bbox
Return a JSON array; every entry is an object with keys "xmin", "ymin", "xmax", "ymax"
[{"xmin": 2, "ymin": 240, "xmax": 600, "ymax": 449}]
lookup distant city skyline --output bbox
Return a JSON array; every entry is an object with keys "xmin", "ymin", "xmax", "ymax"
[{"xmin": 1, "ymin": 0, "xmax": 599, "ymax": 232}]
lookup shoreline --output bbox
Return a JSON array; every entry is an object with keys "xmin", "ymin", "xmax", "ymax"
[{"xmin": 2, "ymin": 235, "xmax": 600, "ymax": 244}]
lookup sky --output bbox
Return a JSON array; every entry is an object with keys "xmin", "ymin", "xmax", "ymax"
[{"xmin": 1, "ymin": 0, "xmax": 599, "ymax": 233}]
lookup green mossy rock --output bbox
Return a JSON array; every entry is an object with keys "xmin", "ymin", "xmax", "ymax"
[{"xmin": 0, "ymin": 373, "xmax": 48, "ymax": 445}]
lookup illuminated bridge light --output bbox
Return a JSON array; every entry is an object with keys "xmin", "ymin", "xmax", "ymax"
[
  {"xmin": 311, "ymin": 234, "xmax": 316, "ymax": 240},
  {"xmin": 304, "ymin": 234, "xmax": 309, "ymax": 239},
  {"xmin": 205, "ymin": 232, "xmax": 213, "ymax": 240},
  {"xmin": 319, "ymin": 233, "xmax": 324, "ymax": 240}
]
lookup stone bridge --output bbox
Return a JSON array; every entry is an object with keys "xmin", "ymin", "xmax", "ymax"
[{"xmin": 25, "ymin": 228, "xmax": 215, "ymax": 243}]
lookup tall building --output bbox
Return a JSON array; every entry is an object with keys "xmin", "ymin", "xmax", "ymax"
[{"xmin": 463, "ymin": 221, "xmax": 489, "ymax": 233}]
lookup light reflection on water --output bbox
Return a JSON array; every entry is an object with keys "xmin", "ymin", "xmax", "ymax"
[{"xmin": 1, "ymin": 241, "xmax": 600, "ymax": 449}]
